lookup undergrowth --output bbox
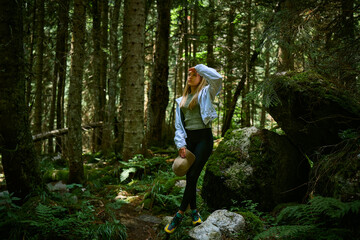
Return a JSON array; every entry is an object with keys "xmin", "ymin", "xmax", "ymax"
[{"xmin": 254, "ymin": 196, "xmax": 360, "ymax": 240}]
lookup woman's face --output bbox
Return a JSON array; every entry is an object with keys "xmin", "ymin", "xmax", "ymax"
[{"xmin": 187, "ymin": 71, "xmax": 201, "ymax": 87}]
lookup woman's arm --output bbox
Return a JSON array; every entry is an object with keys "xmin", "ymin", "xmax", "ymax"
[
  {"xmin": 194, "ymin": 64, "xmax": 222, "ymax": 101},
  {"xmin": 174, "ymin": 102, "xmax": 187, "ymax": 154}
]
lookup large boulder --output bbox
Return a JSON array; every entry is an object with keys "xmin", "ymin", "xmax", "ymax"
[
  {"xmin": 202, "ymin": 127, "xmax": 309, "ymax": 211},
  {"xmin": 266, "ymin": 71, "xmax": 360, "ymax": 155}
]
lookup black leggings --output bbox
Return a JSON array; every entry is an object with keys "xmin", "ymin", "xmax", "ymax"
[{"xmin": 179, "ymin": 128, "xmax": 213, "ymax": 212}]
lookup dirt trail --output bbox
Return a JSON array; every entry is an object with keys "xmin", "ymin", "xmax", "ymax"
[{"xmin": 118, "ymin": 196, "xmax": 165, "ymax": 240}]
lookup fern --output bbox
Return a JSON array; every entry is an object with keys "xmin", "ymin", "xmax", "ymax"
[{"xmin": 255, "ymin": 196, "xmax": 360, "ymax": 240}]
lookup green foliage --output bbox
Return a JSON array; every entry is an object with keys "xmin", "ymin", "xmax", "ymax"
[
  {"xmin": 141, "ymin": 170, "xmax": 184, "ymax": 213},
  {"xmin": 0, "ymin": 186, "xmax": 127, "ymax": 240},
  {"xmin": 254, "ymin": 196, "xmax": 360, "ymax": 240},
  {"xmin": 237, "ymin": 211, "xmax": 264, "ymax": 240}
]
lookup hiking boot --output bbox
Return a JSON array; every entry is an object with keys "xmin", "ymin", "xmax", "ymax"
[
  {"xmin": 190, "ymin": 209, "xmax": 202, "ymax": 226},
  {"xmin": 164, "ymin": 212, "xmax": 184, "ymax": 234}
]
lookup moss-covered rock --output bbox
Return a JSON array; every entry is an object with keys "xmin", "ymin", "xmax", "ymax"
[
  {"xmin": 202, "ymin": 127, "xmax": 309, "ymax": 211},
  {"xmin": 266, "ymin": 71, "xmax": 360, "ymax": 155}
]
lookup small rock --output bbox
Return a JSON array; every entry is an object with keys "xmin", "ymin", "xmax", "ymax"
[
  {"xmin": 47, "ymin": 181, "xmax": 68, "ymax": 192},
  {"xmin": 138, "ymin": 214, "xmax": 161, "ymax": 224},
  {"xmin": 189, "ymin": 221, "xmax": 222, "ymax": 240},
  {"xmin": 161, "ymin": 216, "xmax": 173, "ymax": 226},
  {"xmin": 175, "ymin": 180, "xmax": 186, "ymax": 188}
]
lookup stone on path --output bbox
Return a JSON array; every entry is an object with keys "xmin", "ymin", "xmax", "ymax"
[{"xmin": 189, "ymin": 210, "xmax": 245, "ymax": 240}]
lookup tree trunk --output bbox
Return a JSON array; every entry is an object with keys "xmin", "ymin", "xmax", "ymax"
[
  {"xmin": 121, "ymin": 0, "xmax": 146, "ymax": 161},
  {"xmin": 241, "ymin": 0, "xmax": 251, "ymax": 127},
  {"xmin": 67, "ymin": 0, "xmax": 86, "ymax": 183},
  {"xmin": 224, "ymin": 7, "xmax": 235, "ymax": 126},
  {"xmin": 260, "ymin": 41, "xmax": 270, "ymax": 129},
  {"xmin": 91, "ymin": 0, "xmax": 101, "ymax": 152},
  {"xmin": 277, "ymin": 0, "xmax": 295, "ymax": 72},
  {"xmin": 338, "ymin": 0, "xmax": 356, "ymax": 91},
  {"xmin": 206, "ymin": 0, "xmax": 215, "ymax": 68},
  {"xmin": 34, "ymin": 0, "xmax": 45, "ymax": 151},
  {"xmin": 148, "ymin": 0, "xmax": 171, "ymax": 146},
  {"xmin": 192, "ymin": 2, "xmax": 198, "ymax": 65},
  {"xmin": 49, "ymin": 0, "xmax": 70, "ymax": 154},
  {"xmin": 183, "ymin": 3, "xmax": 189, "ymax": 86},
  {"xmin": 26, "ymin": 1, "xmax": 37, "ymax": 109},
  {"xmin": 55, "ymin": 0, "xmax": 70, "ymax": 153},
  {"xmin": 102, "ymin": 0, "xmax": 121, "ymax": 154},
  {"xmin": 98, "ymin": 0, "xmax": 109, "ymax": 149},
  {"xmin": 0, "ymin": 0, "xmax": 43, "ymax": 200}
]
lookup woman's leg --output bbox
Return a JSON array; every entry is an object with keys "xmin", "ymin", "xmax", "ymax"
[{"xmin": 179, "ymin": 129, "xmax": 213, "ymax": 212}]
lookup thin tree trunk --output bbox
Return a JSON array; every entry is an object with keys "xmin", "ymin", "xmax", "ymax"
[
  {"xmin": 206, "ymin": 0, "xmax": 215, "ymax": 68},
  {"xmin": 148, "ymin": 0, "xmax": 171, "ymax": 146},
  {"xmin": 102, "ymin": 0, "xmax": 121, "ymax": 154},
  {"xmin": 121, "ymin": 0, "xmax": 146, "ymax": 161},
  {"xmin": 67, "ymin": 0, "xmax": 86, "ymax": 183},
  {"xmin": 184, "ymin": 3, "xmax": 189, "ymax": 85},
  {"xmin": 26, "ymin": 0, "xmax": 37, "ymax": 108},
  {"xmin": 277, "ymin": 0, "xmax": 295, "ymax": 72},
  {"xmin": 176, "ymin": 36, "xmax": 184, "ymax": 97},
  {"xmin": 241, "ymin": 0, "xmax": 251, "ymax": 127},
  {"xmin": 91, "ymin": 0, "xmax": 101, "ymax": 152},
  {"xmin": 98, "ymin": 0, "xmax": 108, "ymax": 150},
  {"xmin": 260, "ymin": 40, "xmax": 270, "ymax": 129},
  {"xmin": 224, "ymin": 7, "xmax": 235, "ymax": 126},
  {"xmin": 0, "ymin": 0, "xmax": 43, "ymax": 201},
  {"xmin": 55, "ymin": 0, "xmax": 70, "ymax": 153},
  {"xmin": 49, "ymin": 0, "xmax": 70, "ymax": 154},
  {"xmin": 34, "ymin": 0, "xmax": 45, "ymax": 151},
  {"xmin": 192, "ymin": 2, "xmax": 198, "ymax": 65}
]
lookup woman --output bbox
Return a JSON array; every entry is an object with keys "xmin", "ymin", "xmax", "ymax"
[{"xmin": 165, "ymin": 64, "xmax": 222, "ymax": 234}]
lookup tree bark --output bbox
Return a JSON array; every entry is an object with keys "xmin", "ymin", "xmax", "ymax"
[
  {"xmin": 102, "ymin": 0, "xmax": 121, "ymax": 154},
  {"xmin": 241, "ymin": 0, "xmax": 251, "ymax": 127},
  {"xmin": 34, "ymin": 0, "xmax": 45, "ymax": 151},
  {"xmin": 148, "ymin": 0, "xmax": 171, "ymax": 146},
  {"xmin": 224, "ymin": 7, "xmax": 235, "ymax": 126},
  {"xmin": 55, "ymin": 0, "xmax": 70, "ymax": 153},
  {"xmin": 33, "ymin": 122, "xmax": 104, "ymax": 142},
  {"xmin": 260, "ymin": 41, "xmax": 270, "ymax": 129},
  {"xmin": 277, "ymin": 0, "xmax": 295, "ymax": 72},
  {"xmin": 206, "ymin": 0, "xmax": 215, "ymax": 68},
  {"xmin": 121, "ymin": 0, "xmax": 146, "ymax": 161},
  {"xmin": 0, "ymin": 0, "xmax": 43, "ymax": 200},
  {"xmin": 91, "ymin": 0, "xmax": 101, "ymax": 152},
  {"xmin": 67, "ymin": 0, "xmax": 86, "ymax": 183},
  {"xmin": 49, "ymin": 0, "xmax": 70, "ymax": 154},
  {"xmin": 25, "ymin": 1, "xmax": 37, "ymax": 109},
  {"xmin": 98, "ymin": 0, "xmax": 109, "ymax": 149}
]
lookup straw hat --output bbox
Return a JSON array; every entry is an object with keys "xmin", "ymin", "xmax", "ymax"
[{"xmin": 172, "ymin": 149, "xmax": 196, "ymax": 176}]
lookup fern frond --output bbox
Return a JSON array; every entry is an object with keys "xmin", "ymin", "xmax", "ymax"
[{"xmin": 254, "ymin": 225, "xmax": 316, "ymax": 240}]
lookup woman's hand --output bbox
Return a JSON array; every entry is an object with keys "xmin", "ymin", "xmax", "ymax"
[
  {"xmin": 188, "ymin": 67, "xmax": 196, "ymax": 73},
  {"xmin": 179, "ymin": 147, "xmax": 186, "ymax": 158}
]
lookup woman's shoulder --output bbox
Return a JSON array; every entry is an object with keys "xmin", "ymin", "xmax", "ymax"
[{"xmin": 175, "ymin": 96, "xmax": 183, "ymax": 105}]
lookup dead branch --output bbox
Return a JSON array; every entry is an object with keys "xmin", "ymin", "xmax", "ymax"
[{"xmin": 32, "ymin": 121, "xmax": 103, "ymax": 142}]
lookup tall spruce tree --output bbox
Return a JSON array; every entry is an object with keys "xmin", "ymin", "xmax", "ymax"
[
  {"xmin": 0, "ymin": 0, "xmax": 43, "ymax": 200},
  {"xmin": 67, "ymin": 0, "xmax": 86, "ymax": 183},
  {"xmin": 121, "ymin": 0, "xmax": 146, "ymax": 161}
]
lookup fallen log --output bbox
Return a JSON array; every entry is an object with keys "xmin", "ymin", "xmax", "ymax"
[{"xmin": 32, "ymin": 121, "xmax": 103, "ymax": 142}]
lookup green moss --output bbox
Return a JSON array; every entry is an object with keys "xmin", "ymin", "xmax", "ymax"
[
  {"xmin": 43, "ymin": 169, "xmax": 69, "ymax": 182},
  {"xmin": 237, "ymin": 211, "xmax": 264, "ymax": 240}
]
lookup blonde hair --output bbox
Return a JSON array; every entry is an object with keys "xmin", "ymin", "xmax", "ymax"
[{"xmin": 179, "ymin": 76, "xmax": 207, "ymax": 110}]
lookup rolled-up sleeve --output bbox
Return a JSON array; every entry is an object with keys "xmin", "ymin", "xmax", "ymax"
[
  {"xmin": 174, "ymin": 101, "xmax": 187, "ymax": 149},
  {"xmin": 195, "ymin": 64, "xmax": 222, "ymax": 101}
]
